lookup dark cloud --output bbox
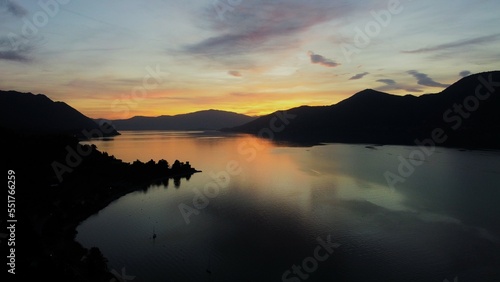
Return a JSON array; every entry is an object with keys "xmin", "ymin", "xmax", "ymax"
[
  {"xmin": 459, "ymin": 70, "xmax": 471, "ymax": 77},
  {"xmin": 308, "ymin": 51, "xmax": 340, "ymax": 68},
  {"xmin": 402, "ymin": 34, "xmax": 500, "ymax": 54},
  {"xmin": 407, "ymin": 70, "xmax": 449, "ymax": 88},
  {"xmin": 228, "ymin": 70, "xmax": 242, "ymax": 77},
  {"xmin": 183, "ymin": 33, "xmax": 272, "ymax": 58},
  {"xmin": 376, "ymin": 79, "xmax": 423, "ymax": 93},
  {"xmin": 0, "ymin": 36, "xmax": 32, "ymax": 62},
  {"xmin": 0, "ymin": 0, "xmax": 27, "ymax": 17},
  {"xmin": 404, "ymin": 88, "xmax": 423, "ymax": 93},
  {"xmin": 349, "ymin": 72, "xmax": 369, "ymax": 80},
  {"xmin": 0, "ymin": 50, "xmax": 30, "ymax": 62},
  {"xmin": 376, "ymin": 79, "xmax": 396, "ymax": 85}
]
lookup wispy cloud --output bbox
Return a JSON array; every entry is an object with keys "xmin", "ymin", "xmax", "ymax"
[
  {"xmin": 408, "ymin": 70, "xmax": 449, "ymax": 88},
  {"xmin": 349, "ymin": 72, "xmax": 369, "ymax": 80},
  {"xmin": 230, "ymin": 92, "xmax": 256, "ymax": 97},
  {"xmin": 402, "ymin": 34, "xmax": 500, "ymax": 54},
  {"xmin": 228, "ymin": 70, "xmax": 242, "ymax": 77},
  {"xmin": 0, "ymin": 36, "xmax": 32, "ymax": 62},
  {"xmin": 308, "ymin": 51, "xmax": 340, "ymax": 68},
  {"xmin": 185, "ymin": 1, "xmax": 356, "ymax": 59}
]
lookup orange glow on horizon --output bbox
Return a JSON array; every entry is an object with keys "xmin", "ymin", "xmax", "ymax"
[
  {"xmin": 43, "ymin": 75, "xmax": 435, "ymax": 120},
  {"xmin": 75, "ymin": 91, "xmax": 355, "ymax": 120}
]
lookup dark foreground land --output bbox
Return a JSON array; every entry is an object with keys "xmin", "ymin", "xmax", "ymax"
[{"xmin": 2, "ymin": 129, "xmax": 199, "ymax": 281}]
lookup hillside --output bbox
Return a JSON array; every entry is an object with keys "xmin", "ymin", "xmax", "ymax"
[
  {"xmin": 0, "ymin": 90, "xmax": 119, "ymax": 138},
  {"xmin": 109, "ymin": 109, "xmax": 256, "ymax": 131},
  {"xmin": 226, "ymin": 71, "xmax": 500, "ymax": 148}
]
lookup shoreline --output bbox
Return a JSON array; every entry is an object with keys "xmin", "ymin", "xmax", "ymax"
[
  {"xmin": 4, "ymin": 131, "xmax": 201, "ymax": 280},
  {"xmin": 70, "ymin": 169, "xmax": 202, "ymax": 227},
  {"xmin": 53, "ymin": 166, "xmax": 202, "ymax": 281}
]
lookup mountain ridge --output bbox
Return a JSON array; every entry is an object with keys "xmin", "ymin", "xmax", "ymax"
[
  {"xmin": 109, "ymin": 109, "xmax": 257, "ymax": 131},
  {"xmin": 3, "ymin": 71, "xmax": 499, "ymax": 148},
  {"xmin": 0, "ymin": 90, "xmax": 119, "ymax": 138},
  {"xmin": 226, "ymin": 71, "xmax": 500, "ymax": 149}
]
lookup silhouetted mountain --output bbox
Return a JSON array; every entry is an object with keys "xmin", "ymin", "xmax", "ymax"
[
  {"xmin": 226, "ymin": 71, "xmax": 500, "ymax": 149},
  {"xmin": 110, "ymin": 109, "xmax": 256, "ymax": 130},
  {"xmin": 0, "ymin": 90, "xmax": 119, "ymax": 138}
]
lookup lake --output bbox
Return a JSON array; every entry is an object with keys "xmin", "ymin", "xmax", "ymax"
[{"xmin": 77, "ymin": 131, "xmax": 500, "ymax": 281}]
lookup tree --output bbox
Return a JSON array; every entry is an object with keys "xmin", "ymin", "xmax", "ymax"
[{"xmin": 172, "ymin": 160, "xmax": 181, "ymax": 171}]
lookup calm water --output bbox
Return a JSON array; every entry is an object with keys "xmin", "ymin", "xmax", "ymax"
[{"xmin": 77, "ymin": 131, "xmax": 500, "ymax": 281}]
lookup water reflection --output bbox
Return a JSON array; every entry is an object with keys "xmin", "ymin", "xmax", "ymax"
[{"xmin": 77, "ymin": 131, "xmax": 500, "ymax": 281}]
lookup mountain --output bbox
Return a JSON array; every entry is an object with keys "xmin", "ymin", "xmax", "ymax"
[
  {"xmin": 226, "ymin": 71, "xmax": 500, "ymax": 149},
  {"xmin": 109, "ymin": 109, "xmax": 256, "ymax": 131},
  {"xmin": 0, "ymin": 90, "xmax": 119, "ymax": 138}
]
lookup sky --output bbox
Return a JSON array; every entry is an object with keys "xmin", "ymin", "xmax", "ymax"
[{"xmin": 1, "ymin": 0, "xmax": 499, "ymax": 119}]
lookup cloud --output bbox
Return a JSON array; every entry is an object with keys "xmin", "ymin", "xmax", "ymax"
[
  {"xmin": 407, "ymin": 70, "xmax": 450, "ymax": 88},
  {"xmin": 230, "ymin": 92, "xmax": 256, "ymax": 97},
  {"xmin": 0, "ymin": 50, "xmax": 30, "ymax": 62},
  {"xmin": 376, "ymin": 79, "xmax": 423, "ymax": 93},
  {"xmin": 403, "ymin": 88, "xmax": 423, "ymax": 93},
  {"xmin": 308, "ymin": 51, "xmax": 340, "ymax": 68},
  {"xmin": 402, "ymin": 34, "xmax": 500, "ymax": 54},
  {"xmin": 0, "ymin": 0, "xmax": 27, "ymax": 17},
  {"xmin": 228, "ymin": 70, "xmax": 242, "ymax": 77},
  {"xmin": 185, "ymin": 1, "xmax": 357, "ymax": 59},
  {"xmin": 349, "ymin": 72, "xmax": 369, "ymax": 80},
  {"xmin": 376, "ymin": 79, "xmax": 396, "ymax": 85},
  {"xmin": 0, "ymin": 36, "xmax": 32, "ymax": 62},
  {"xmin": 459, "ymin": 70, "xmax": 471, "ymax": 77},
  {"xmin": 185, "ymin": 33, "xmax": 271, "ymax": 57}
]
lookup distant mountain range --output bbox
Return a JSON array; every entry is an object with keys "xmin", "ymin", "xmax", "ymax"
[
  {"xmin": 2, "ymin": 71, "xmax": 499, "ymax": 148},
  {"xmin": 226, "ymin": 71, "xmax": 500, "ymax": 149},
  {"xmin": 108, "ymin": 110, "xmax": 256, "ymax": 131},
  {"xmin": 0, "ymin": 90, "xmax": 119, "ymax": 138}
]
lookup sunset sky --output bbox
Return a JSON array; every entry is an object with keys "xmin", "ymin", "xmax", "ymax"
[{"xmin": 1, "ymin": 0, "xmax": 499, "ymax": 119}]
